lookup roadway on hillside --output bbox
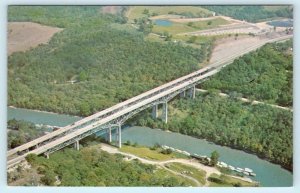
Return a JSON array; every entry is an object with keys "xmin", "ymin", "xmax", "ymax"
[{"xmin": 196, "ymin": 89, "xmax": 293, "ymax": 111}]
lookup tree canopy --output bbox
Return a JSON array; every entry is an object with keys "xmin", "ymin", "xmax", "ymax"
[
  {"xmin": 202, "ymin": 40, "xmax": 293, "ymax": 107},
  {"xmin": 8, "ymin": 6, "xmax": 209, "ymax": 116}
]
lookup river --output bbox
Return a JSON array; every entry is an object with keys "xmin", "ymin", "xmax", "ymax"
[{"xmin": 7, "ymin": 107, "xmax": 293, "ymax": 187}]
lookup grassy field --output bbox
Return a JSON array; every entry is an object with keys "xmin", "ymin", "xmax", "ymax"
[
  {"xmin": 208, "ymin": 173, "xmax": 256, "ymax": 187},
  {"xmin": 120, "ymin": 145, "xmax": 188, "ymax": 161},
  {"xmin": 152, "ymin": 17, "xmax": 230, "ymax": 35},
  {"xmin": 127, "ymin": 6, "xmax": 212, "ymax": 21},
  {"xmin": 187, "ymin": 17, "xmax": 230, "ymax": 30},
  {"xmin": 166, "ymin": 163, "xmax": 207, "ymax": 185},
  {"xmin": 152, "ymin": 22, "xmax": 195, "ymax": 34}
]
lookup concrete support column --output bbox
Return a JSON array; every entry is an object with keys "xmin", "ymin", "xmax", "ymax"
[
  {"xmin": 108, "ymin": 126, "xmax": 112, "ymax": 143},
  {"xmin": 115, "ymin": 126, "xmax": 118, "ymax": 144},
  {"xmin": 180, "ymin": 90, "xmax": 186, "ymax": 98},
  {"xmin": 152, "ymin": 104, "xmax": 158, "ymax": 119},
  {"xmin": 118, "ymin": 123, "xmax": 122, "ymax": 148},
  {"xmin": 188, "ymin": 86, "xmax": 195, "ymax": 99},
  {"xmin": 74, "ymin": 140, "xmax": 80, "ymax": 151},
  {"xmin": 162, "ymin": 102, "xmax": 168, "ymax": 123},
  {"xmin": 45, "ymin": 153, "xmax": 49, "ymax": 159}
]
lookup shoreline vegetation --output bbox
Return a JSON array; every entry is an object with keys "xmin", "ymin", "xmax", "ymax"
[
  {"xmin": 7, "ymin": 127, "xmax": 257, "ymax": 187},
  {"xmin": 7, "ymin": 109, "xmax": 292, "ymax": 173},
  {"xmin": 8, "ymin": 105, "xmax": 82, "ymax": 118}
]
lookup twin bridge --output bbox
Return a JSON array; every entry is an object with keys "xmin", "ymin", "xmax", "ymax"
[
  {"xmin": 7, "ymin": 34, "xmax": 293, "ymax": 168},
  {"xmin": 7, "ymin": 65, "xmax": 220, "ymax": 168}
]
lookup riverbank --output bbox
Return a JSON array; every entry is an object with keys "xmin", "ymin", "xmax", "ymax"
[
  {"xmin": 157, "ymin": 126, "xmax": 293, "ymax": 173},
  {"xmin": 7, "ymin": 105, "xmax": 292, "ymax": 172},
  {"xmin": 8, "ymin": 106, "xmax": 82, "ymax": 118},
  {"xmin": 100, "ymin": 143, "xmax": 256, "ymax": 187}
]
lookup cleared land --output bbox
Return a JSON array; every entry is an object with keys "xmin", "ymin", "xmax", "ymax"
[
  {"xmin": 127, "ymin": 6, "xmax": 212, "ymax": 21},
  {"xmin": 7, "ymin": 22, "xmax": 62, "ymax": 56},
  {"xmin": 152, "ymin": 17, "xmax": 230, "ymax": 35},
  {"xmin": 101, "ymin": 6, "xmax": 122, "ymax": 14},
  {"xmin": 210, "ymin": 35, "xmax": 268, "ymax": 64},
  {"xmin": 120, "ymin": 145, "xmax": 187, "ymax": 161}
]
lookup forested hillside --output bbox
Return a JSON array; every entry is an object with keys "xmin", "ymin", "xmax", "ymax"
[
  {"xmin": 132, "ymin": 92, "xmax": 293, "ymax": 171},
  {"xmin": 8, "ymin": 6, "xmax": 210, "ymax": 116},
  {"xmin": 202, "ymin": 40, "xmax": 293, "ymax": 107},
  {"xmin": 202, "ymin": 5, "xmax": 293, "ymax": 22}
]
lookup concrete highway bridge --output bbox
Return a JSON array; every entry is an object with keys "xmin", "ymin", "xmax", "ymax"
[{"xmin": 6, "ymin": 34, "xmax": 292, "ymax": 169}]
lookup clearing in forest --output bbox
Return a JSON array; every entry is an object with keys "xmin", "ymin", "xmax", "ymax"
[{"xmin": 7, "ymin": 22, "xmax": 62, "ymax": 56}]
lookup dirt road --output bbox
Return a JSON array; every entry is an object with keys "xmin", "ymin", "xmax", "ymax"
[{"xmin": 196, "ymin": 89, "xmax": 293, "ymax": 111}]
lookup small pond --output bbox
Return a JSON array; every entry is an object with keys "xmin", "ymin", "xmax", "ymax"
[
  {"xmin": 267, "ymin": 19, "xmax": 293, "ymax": 27},
  {"xmin": 154, "ymin": 19, "xmax": 173, "ymax": 26}
]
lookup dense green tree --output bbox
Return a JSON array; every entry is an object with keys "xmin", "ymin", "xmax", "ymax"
[
  {"xmin": 41, "ymin": 170, "xmax": 56, "ymax": 185},
  {"xmin": 210, "ymin": 151, "xmax": 220, "ymax": 166}
]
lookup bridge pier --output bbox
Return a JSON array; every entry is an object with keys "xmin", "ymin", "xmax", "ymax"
[
  {"xmin": 162, "ymin": 102, "xmax": 168, "ymax": 123},
  {"xmin": 108, "ymin": 126, "xmax": 112, "ymax": 143},
  {"xmin": 118, "ymin": 124, "xmax": 122, "ymax": 148},
  {"xmin": 180, "ymin": 90, "xmax": 186, "ymax": 98},
  {"xmin": 74, "ymin": 140, "xmax": 80, "ymax": 151},
  {"xmin": 45, "ymin": 153, "xmax": 49, "ymax": 159},
  {"xmin": 152, "ymin": 104, "xmax": 158, "ymax": 119},
  {"xmin": 188, "ymin": 85, "xmax": 195, "ymax": 99}
]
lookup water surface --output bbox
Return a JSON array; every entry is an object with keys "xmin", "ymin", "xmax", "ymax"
[
  {"xmin": 7, "ymin": 107, "xmax": 293, "ymax": 187},
  {"xmin": 154, "ymin": 19, "xmax": 173, "ymax": 26},
  {"xmin": 267, "ymin": 19, "xmax": 293, "ymax": 27}
]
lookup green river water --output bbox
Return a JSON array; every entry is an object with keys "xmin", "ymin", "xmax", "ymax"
[{"xmin": 7, "ymin": 107, "xmax": 293, "ymax": 187}]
